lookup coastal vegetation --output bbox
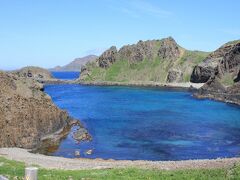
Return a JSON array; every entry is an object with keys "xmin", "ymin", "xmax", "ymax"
[{"xmin": 0, "ymin": 157, "xmax": 239, "ymax": 180}]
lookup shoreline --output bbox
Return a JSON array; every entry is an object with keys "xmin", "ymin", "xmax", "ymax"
[
  {"xmin": 42, "ymin": 78, "xmax": 204, "ymax": 90},
  {"xmin": 0, "ymin": 148, "xmax": 239, "ymax": 170}
]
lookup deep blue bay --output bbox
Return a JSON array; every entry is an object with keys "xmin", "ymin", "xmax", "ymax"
[
  {"xmin": 44, "ymin": 72, "xmax": 240, "ymax": 161},
  {"xmin": 44, "ymin": 83, "xmax": 240, "ymax": 161}
]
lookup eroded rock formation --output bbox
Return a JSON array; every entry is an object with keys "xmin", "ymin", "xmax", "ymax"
[
  {"xmin": 191, "ymin": 41, "xmax": 240, "ymax": 83},
  {"xmin": 0, "ymin": 71, "xmax": 75, "ymax": 149}
]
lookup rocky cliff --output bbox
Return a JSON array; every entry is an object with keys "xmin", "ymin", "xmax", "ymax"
[
  {"xmin": 191, "ymin": 40, "xmax": 240, "ymax": 83},
  {"xmin": 0, "ymin": 71, "xmax": 76, "ymax": 149},
  {"xmin": 50, "ymin": 55, "xmax": 98, "ymax": 72},
  {"xmin": 79, "ymin": 37, "xmax": 209, "ymax": 83}
]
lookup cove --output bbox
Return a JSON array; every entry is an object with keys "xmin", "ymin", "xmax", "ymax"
[{"xmin": 44, "ymin": 84, "xmax": 240, "ymax": 161}]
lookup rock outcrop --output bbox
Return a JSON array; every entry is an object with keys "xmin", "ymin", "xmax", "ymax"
[
  {"xmin": 79, "ymin": 37, "xmax": 207, "ymax": 83},
  {"xmin": 0, "ymin": 71, "xmax": 77, "ymax": 149},
  {"xmin": 195, "ymin": 77, "xmax": 240, "ymax": 105},
  {"xmin": 191, "ymin": 41, "xmax": 240, "ymax": 83},
  {"xmin": 97, "ymin": 46, "xmax": 118, "ymax": 68},
  {"xmin": 166, "ymin": 69, "xmax": 183, "ymax": 83}
]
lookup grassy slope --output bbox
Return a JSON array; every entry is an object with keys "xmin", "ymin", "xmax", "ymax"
[
  {"xmin": 83, "ymin": 50, "xmax": 209, "ymax": 83},
  {"xmin": 0, "ymin": 157, "xmax": 239, "ymax": 180}
]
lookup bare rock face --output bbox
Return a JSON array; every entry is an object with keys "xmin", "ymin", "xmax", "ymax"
[
  {"xmin": 97, "ymin": 46, "xmax": 118, "ymax": 68},
  {"xmin": 191, "ymin": 41, "xmax": 240, "ymax": 83},
  {"xmin": 0, "ymin": 71, "xmax": 72, "ymax": 149},
  {"xmin": 167, "ymin": 69, "xmax": 183, "ymax": 83},
  {"xmin": 13, "ymin": 66, "xmax": 53, "ymax": 80},
  {"xmin": 157, "ymin": 37, "xmax": 181, "ymax": 61},
  {"xmin": 96, "ymin": 37, "xmax": 181, "ymax": 68},
  {"xmin": 118, "ymin": 40, "xmax": 156, "ymax": 63}
]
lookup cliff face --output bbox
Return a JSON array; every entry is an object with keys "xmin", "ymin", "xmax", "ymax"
[
  {"xmin": 0, "ymin": 71, "xmax": 72, "ymax": 149},
  {"xmin": 79, "ymin": 37, "xmax": 208, "ymax": 83},
  {"xmin": 50, "ymin": 55, "xmax": 98, "ymax": 72},
  {"xmin": 191, "ymin": 41, "xmax": 240, "ymax": 83}
]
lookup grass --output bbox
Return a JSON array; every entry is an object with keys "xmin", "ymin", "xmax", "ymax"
[
  {"xmin": 1, "ymin": 157, "xmax": 240, "ymax": 180},
  {"xmin": 220, "ymin": 73, "xmax": 235, "ymax": 86}
]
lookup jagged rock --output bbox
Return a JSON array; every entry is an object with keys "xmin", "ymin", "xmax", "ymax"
[
  {"xmin": 118, "ymin": 40, "xmax": 156, "ymax": 63},
  {"xmin": 157, "ymin": 37, "xmax": 181, "ymax": 60},
  {"xmin": 0, "ymin": 71, "xmax": 73, "ymax": 149},
  {"xmin": 191, "ymin": 41, "xmax": 240, "ymax": 83},
  {"xmin": 167, "ymin": 69, "xmax": 183, "ymax": 83},
  {"xmin": 97, "ymin": 46, "xmax": 117, "ymax": 68}
]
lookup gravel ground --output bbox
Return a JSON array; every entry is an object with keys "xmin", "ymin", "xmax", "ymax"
[{"xmin": 0, "ymin": 148, "xmax": 239, "ymax": 170}]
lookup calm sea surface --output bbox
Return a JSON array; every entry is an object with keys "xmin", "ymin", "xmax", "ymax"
[
  {"xmin": 51, "ymin": 71, "xmax": 80, "ymax": 80},
  {"xmin": 44, "ymin": 72, "xmax": 240, "ymax": 161}
]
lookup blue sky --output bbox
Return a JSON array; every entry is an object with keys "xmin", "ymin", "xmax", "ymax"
[{"xmin": 0, "ymin": 0, "xmax": 239, "ymax": 70}]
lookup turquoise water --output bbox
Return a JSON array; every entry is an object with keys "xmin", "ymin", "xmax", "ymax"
[{"xmin": 44, "ymin": 84, "xmax": 240, "ymax": 161}]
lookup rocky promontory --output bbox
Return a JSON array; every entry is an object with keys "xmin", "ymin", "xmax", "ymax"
[
  {"xmin": 191, "ymin": 40, "xmax": 240, "ymax": 83},
  {"xmin": 192, "ymin": 40, "xmax": 240, "ymax": 105},
  {"xmin": 0, "ymin": 70, "xmax": 89, "ymax": 149}
]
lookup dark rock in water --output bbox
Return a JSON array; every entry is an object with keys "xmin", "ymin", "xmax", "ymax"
[
  {"xmin": 73, "ymin": 126, "xmax": 92, "ymax": 142},
  {"xmin": 0, "ymin": 71, "xmax": 79, "ymax": 149},
  {"xmin": 191, "ymin": 41, "xmax": 240, "ymax": 83},
  {"xmin": 97, "ymin": 46, "xmax": 118, "ymax": 68},
  {"xmin": 167, "ymin": 69, "xmax": 183, "ymax": 83}
]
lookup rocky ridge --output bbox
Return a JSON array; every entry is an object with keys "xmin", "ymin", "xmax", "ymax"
[{"xmin": 79, "ymin": 37, "xmax": 208, "ymax": 83}]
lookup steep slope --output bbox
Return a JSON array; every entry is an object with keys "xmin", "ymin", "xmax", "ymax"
[
  {"xmin": 79, "ymin": 37, "xmax": 209, "ymax": 83},
  {"xmin": 191, "ymin": 40, "xmax": 240, "ymax": 85},
  {"xmin": 0, "ymin": 71, "xmax": 75, "ymax": 149},
  {"xmin": 192, "ymin": 40, "xmax": 240, "ymax": 105},
  {"xmin": 50, "ymin": 55, "xmax": 98, "ymax": 72}
]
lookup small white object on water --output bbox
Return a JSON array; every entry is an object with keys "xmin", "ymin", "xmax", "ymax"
[{"xmin": 25, "ymin": 167, "xmax": 38, "ymax": 180}]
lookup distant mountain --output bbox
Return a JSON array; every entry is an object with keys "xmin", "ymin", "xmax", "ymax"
[{"xmin": 50, "ymin": 55, "xmax": 98, "ymax": 72}]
